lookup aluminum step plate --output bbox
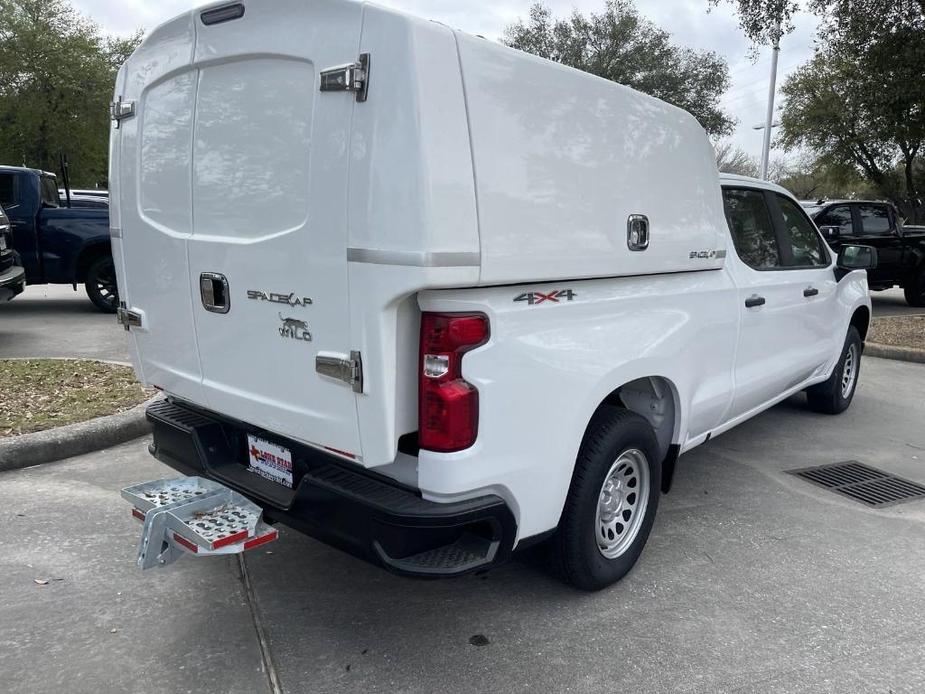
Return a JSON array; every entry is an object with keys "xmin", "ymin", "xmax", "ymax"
[{"xmin": 123, "ymin": 476, "xmax": 278, "ymax": 569}]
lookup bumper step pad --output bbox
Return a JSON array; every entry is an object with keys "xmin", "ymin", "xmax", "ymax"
[{"xmin": 122, "ymin": 476, "xmax": 278, "ymax": 569}]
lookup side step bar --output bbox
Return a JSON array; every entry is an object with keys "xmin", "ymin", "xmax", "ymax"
[{"xmin": 122, "ymin": 476, "xmax": 278, "ymax": 569}]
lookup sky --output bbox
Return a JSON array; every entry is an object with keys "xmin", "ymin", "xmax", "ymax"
[{"xmin": 72, "ymin": 0, "xmax": 821, "ymax": 163}]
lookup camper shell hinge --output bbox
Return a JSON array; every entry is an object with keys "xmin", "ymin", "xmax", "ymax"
[
  {"xmin": 319, "ymin": 53, "xmax": 370, "ymax": 102},
  {"xmin": 110, "ymin": 97, "xmax": 136, "ymax": 128},
  {"xmin": 116, "ymin": 302, "xmax": 142, "ymax": 330},
  {"xmin": 315, "ymin": 350, "xmax": 364, "ymax": 393}
]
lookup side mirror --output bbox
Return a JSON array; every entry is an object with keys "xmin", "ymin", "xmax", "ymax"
[
  {"xmin": 819, "ymin": 225, "xmax": 841, "ymax": 241},
  {"xmin": 837, "ymin": 244, "xmax": 878, "ymax": 271}
]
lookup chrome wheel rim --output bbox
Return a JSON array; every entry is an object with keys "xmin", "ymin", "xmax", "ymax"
[
  {"xmin": 595, "ymin": 448, "xmax": 650, "ymax": 559},
  {"xmin": 841, "ymin": 343, "xmax": 858, "ymax": 399}
]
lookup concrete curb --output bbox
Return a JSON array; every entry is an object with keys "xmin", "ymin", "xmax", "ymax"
[
  {"xmin": 865, "ymin": 341, "xmax": 925, "ymax": 364},
  {"xmin": 0, "ymin": 394, "xmax": 161, "ymax": 473}
]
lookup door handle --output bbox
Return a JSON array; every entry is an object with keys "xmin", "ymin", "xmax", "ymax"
[
  {"xmin": 744, "ymin": 295, "xmax": 766, "ymax": 308},
  {"xmin": 803, "ymin": 287, "xmax": 819, "ymax": 297}
]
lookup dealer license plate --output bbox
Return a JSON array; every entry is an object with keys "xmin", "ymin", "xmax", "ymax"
[{"xmin": 246, "ymin": 434, "xmax": 293, "ymax": 489}]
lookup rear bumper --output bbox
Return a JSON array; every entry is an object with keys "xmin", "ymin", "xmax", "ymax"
[
  {"xmin": 146, "ymin": 400, "xmax": 516, "ymax": 577},
  {"xmin": 0, "ymin": 264, "xmax": 25, "ymax": 302}
]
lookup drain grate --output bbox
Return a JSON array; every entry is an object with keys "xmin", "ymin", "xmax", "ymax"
[{"xmin": 787, "ymin": 461, "xmax": 925, "ymax": 508}]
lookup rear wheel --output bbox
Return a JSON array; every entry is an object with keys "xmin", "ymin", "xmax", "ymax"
[
  {"xmin": 85, "ymin": 255, "xmax": 119, "ymax": 313},
  {"xmin": 806, "ymin": 326, "xmax": 862, "ymax": 414},
  {"xmin": 551, "ymin": 407, "xmax": 661, "ymax": 591},
  {"xmin": 903, "ymin": 268, "xmax": 925, "ymax": 307}
]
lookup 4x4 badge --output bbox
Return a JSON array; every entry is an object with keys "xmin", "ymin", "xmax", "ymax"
[
  {"xmin": 247, "ymin": 290, "xmax": 313, "ymax": 307},
  {"xmin": 514, "ymin": 289, "xmax": 576, "ymax": 306}
]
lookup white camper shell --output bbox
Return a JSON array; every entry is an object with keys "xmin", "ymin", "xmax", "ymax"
[{"xmin": 111, "ymin": 0, "xmax": 727, "ymax": 468}]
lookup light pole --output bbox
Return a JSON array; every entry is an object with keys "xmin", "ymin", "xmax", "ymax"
[
  {"xmin": 759, "ymin": 21, "xmax": 782, "ymax": 181},
  {"xmin": 754, "ymin": 120, "xmax": 780, "ymax": 177}
]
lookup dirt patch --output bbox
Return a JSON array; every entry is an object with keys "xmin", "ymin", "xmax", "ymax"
[
  {"xmin": 868, "ymin": 316, "xmax": 925, "ymax": 351},
  {"xmin": 0, "ymin": 359, "xmax": 152, "ymax": 437}
]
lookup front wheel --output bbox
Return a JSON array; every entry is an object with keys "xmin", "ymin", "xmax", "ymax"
[
  {"xmin": 84, "ymin": 255, "xmax": 119, "ymax": 313},
  {"xmin": 551, "ymin": 407, "xmax": 661, "ymax": 591},
  {"xmin": 806, "ymin": 326, "xmax": 862, "ymax": 414}
]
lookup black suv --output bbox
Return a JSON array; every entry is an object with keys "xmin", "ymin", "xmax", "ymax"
[
  {"xmin": 803, "ymin": 200, "xmax": 925, "ymax": 306},
  {"xmin": 0, "ymin": 204, "xmax": 25, "ymax": 301}
]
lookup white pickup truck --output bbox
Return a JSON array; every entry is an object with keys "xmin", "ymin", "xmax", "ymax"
[{"xmin": 111, "ymin": 0, "xmax": 877, "ymax": 590}]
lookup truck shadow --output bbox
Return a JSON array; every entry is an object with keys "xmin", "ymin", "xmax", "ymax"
[{"xmin": 0, "ymin": 297, "xmax": 99, "ymax": 315}]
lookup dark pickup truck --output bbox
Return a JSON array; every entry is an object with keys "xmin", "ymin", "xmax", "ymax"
[
  {"xmin": 0, "ymin": 165, "xmax": 117, "ymax": 312},
  {"xmin": 803, "ymin": 199, "xmax": 925, "ymax": 306}
]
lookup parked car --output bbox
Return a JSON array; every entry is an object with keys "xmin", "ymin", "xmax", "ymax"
[
  {"xmin": 0, "ymin": 165, "xmax": 115, "ymax": 311},
  {"xmin": 0, "ymin": 203, "xmax": 25, "ymax": 301},
  {"xmin": 113, "ymin": 0, "xmax": 876, "ymax": 590},
  {"xmin": 803, "ymin": 199, "xmax": 925, "ymax": 306}
]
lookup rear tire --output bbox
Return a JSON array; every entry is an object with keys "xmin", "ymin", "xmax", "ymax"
[
  {"xmin": 551, "ymin": 407, "xmax": 661, "ymax": 591},
  {"xmin": 806, "ymin": 326, "xmax": 862, "ymax": 414},
  {"xmin": 903, "ymin": 270, "xmax": 925, "ymax": 307},
  {"xmin": 85, "ymin": 255, "xmax": 119, "ymax": 313}
]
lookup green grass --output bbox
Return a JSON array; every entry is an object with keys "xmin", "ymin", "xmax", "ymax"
[{"xmin": 0, "ymin": 359, "xmax": 151, "ymax": 437}]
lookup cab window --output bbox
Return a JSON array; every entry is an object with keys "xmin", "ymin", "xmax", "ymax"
[
  {"xmin": 40, "ymin": 176, "xmax": 60, "ymax": 208},
  {"xmin": 776, "ymin": 195, "xmax": 828, "ymax": 267},
  {"xmin": 858, "ymin": 204, "xmax": 892, "ymax": 234},
  {"xmin": 816, "ymin": 205, "xmax": 854, "ymax": 235},
  {"xmin": 722, "ymin": 188, "xmax": 782, "ymax": 269}
]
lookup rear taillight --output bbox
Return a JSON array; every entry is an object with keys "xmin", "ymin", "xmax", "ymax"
[{"xmin": 419, "ymin": 312, "xmax": 489, "ymax": 452}]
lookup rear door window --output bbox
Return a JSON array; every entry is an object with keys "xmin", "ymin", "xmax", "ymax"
[
  {"xmin": 858, "ymin": 204, "xmax": 892, "ymax": 234},
  {"xmin": 816, "ymin": 205, "xmax": 854, "ymax": 235},
  {"xmin": 722, "ymin": 188, "xmax": 782, "ymax": 269},
  {"xmin": 776, "ymin": 195, "xmax": 828, "ymax": 267}
]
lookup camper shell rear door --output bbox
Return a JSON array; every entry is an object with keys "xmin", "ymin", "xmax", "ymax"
[{"xmin": 116, "ymin": 0, "xmax": 366, "ymax": 460}]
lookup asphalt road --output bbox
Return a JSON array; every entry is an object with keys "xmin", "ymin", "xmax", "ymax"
[
  {"xmin": 0, "ymin": 284, "xmax": 130, "ymax": 362},
  {"xmin": 870, "ymin": 287, "xmax": 925, "ymax": 316},
  {"xmin": 1, "ymin": 362, "xmax": 925, "ymax": 692}
]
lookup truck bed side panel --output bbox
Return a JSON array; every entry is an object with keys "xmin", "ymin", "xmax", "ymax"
[{"xmin": 416, "ymin": 270, "xmax": 739, "ymax": 540}]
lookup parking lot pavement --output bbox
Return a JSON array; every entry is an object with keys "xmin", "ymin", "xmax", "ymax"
[
  {"xmin": 0, "ymin": 284, "xmax": 130, "ymax": 362},
  {"xmin": 0, "ymin": 440, "xmax": 271, "ymax": 694},
  {"xmin": 2, "ymin": 356, "xmax": 924, "ymax": 694},
  {"xmin": 871, "ymin": 287, "xmax": 924, "ymax": 317}
]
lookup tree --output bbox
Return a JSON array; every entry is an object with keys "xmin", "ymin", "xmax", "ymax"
[
  {"xmin": 0, "ymin": 0, "xmax": 141, "ymax": 187},
  {"xmin": 707, "ymin": 0, "xmax": 797, "ymax": 46},
  {"xmin": 772, "ymin": 154, "xmax": 876, "ymax": 200},
  {"xmin": 503, "ymin": 1, "xmax": 734, "ymax": 137},
  {"xmin": 714, "ymin": 140, "xmax": 759, "ymax": 176},
  {"xmin": 777, "ymin": 4, "xmax": 925, "ymax": 220}
]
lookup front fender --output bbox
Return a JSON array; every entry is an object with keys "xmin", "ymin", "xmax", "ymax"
[{"xmin": 835, "ymin": 269, "xmax": 872, "ymax": 334}]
